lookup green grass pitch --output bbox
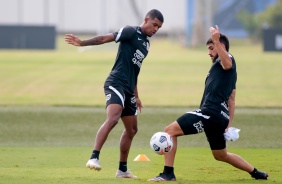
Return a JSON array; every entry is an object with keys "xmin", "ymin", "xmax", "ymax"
[{"xmin": 0, "ymin": 106, "xmax": 281, "ymax": 183}]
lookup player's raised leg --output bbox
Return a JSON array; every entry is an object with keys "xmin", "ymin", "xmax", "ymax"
[{"xmin": 86, "ymin": 104, "xmax": 123, "ymax": 171}]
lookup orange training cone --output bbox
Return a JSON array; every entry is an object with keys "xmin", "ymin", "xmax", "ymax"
[{"xmin": 133, "ymin": 154, "xmax": 150, "ymax": 161}]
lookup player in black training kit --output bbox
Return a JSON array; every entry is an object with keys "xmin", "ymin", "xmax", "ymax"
[
  {"xmin": 148, "ymin": 25, "xmax": 268, "ymax": 181},
  {"xmin": 65, "ymin": 9, "xmax": 163, "ymax": 178}
]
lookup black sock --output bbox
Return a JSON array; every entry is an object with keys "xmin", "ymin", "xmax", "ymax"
[
  {"xmin": 90, "ymin": 150, "xmax": 100, "ymax": 160},
  {"xmin": 250, "ymin": 168, "xmax": 257, "ymax": 174},
  {"xmin": 164, "ymin": 166, "xmax": 174, "ymax": 174},
  {"xmin": 119, "ymin": 162, "xmax": 127, "ymax": 172}
]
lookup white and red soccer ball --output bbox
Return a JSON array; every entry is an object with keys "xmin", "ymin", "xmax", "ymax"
[{"xmin": 150, "ymin": 132, "xmax": 173, "ymax": 155}]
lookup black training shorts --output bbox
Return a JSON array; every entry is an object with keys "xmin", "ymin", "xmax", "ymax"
[
  {"xmin": 104, "ymin": 85, "xmax": 137, "ymax": 117},
  {"xmin": 177, "ymin": 109, "xmax": 229, "ymax": 150}
]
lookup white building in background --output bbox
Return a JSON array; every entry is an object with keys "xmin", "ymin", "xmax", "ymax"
[
  {"xmin": 0, "ymin": 0, "xmax": 186, "ymax": 35},
  {"xmin": 1, "ymin": 0, "xmax": 275, "ymax": 47}
]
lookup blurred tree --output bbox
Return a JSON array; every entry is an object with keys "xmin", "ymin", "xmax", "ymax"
[
  {"xmin": 237, "ymin": 0, "xmax": 282, "ymax": 42},
  {"xmin": 237, "ymin": 10, "xmax": 260, "ymax": 42},
  {"xmin": 263, "ymin": 0, "xmax": 282, "ymax": 27}
]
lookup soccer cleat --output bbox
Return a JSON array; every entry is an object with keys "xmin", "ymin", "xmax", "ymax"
[
  {"xmin": 86, "ymin": 158, "xmax": 102, "ymax": 171},
  {"xmin": 148, "ymin": 172, "xmax": 176, "ymax": 181},
  {"xmin": 115, "ymin": 170, "xmax": 137, "ymax": 178},
  {"xmin": 250, "ymin": 168, "xmax": 268, "ymax": 180}
]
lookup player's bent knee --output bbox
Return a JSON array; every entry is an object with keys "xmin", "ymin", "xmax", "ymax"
[
  {"xmin": 125, "ymin": 127, "xmax": 138, "ymax": 137},
  {"xmin": 105, "ymin": 119, "xmax": 119, "ymax": 128},
  {"xmin": 212, "ymin": 151, "xmax": 228, "ymax": 162},
  {"xmin": 213, "ymin": 155, "xmax": 223, "ymax": 161},
  {"xmin": 164, "ymin": 121, "xmax": 183, "ymax": 137},
  {"xmin": 130, "ymin": 127, "xmax": 138, "ymax": 135}
]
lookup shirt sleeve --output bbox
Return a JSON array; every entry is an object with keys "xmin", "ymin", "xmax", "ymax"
[{"xmin": 113, "ymin": 25, "xmax": 135, "ymax": 43}]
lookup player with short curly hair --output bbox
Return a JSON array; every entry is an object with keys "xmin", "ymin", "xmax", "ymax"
[{"xmin": 65, "ymin": 9, "xmax": 164, "ymax": 178}]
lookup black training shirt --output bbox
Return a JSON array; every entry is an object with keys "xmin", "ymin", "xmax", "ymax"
[
  {"xmin": 200, "ymin": 54, "xmax": 237, "ymax": 117},
  {"xmin": 104, "ymin": 25, "xmax": 150, "ymax": 94}
]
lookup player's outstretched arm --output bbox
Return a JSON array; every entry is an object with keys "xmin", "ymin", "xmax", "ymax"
[
  {"xmin": 64, "ymin": 33, "xmax": 115, "ymax": 47},
  {"xmin": 64, "ymin": 34, "xmax": 83, "ymax": 46},
  {"xmin": 209, "ymin": 25, "xmax": 232, "ymax": 70}
]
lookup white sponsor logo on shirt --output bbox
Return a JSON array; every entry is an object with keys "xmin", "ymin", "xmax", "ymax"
[{"xmin": 132, "ymin": 49, "xmax": 144, "ymax": 68}]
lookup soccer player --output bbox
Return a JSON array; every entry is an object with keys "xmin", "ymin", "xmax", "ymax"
[
  {"xmin": 64, "ymin": 9, "xmax": 163, "ymax": 178},
  {"xmin": 148, "ymin": 25, "xmax": 268, "ymax": 181}
]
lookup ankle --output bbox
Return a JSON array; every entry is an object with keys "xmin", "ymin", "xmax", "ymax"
[
  {"xmin": 164, "ymin": 166, "xmax": 174, "ymax": 174},
  {"xmin": 90, "ymin": 150, "xmax": 100, "ymax": 159},
  {"xmin": 250, "ymin": 168, "xmax": 257, "ymax": 174},
  {"xmin": 119, "ymin": 162, "xmax": 127, "ymax": 172}
]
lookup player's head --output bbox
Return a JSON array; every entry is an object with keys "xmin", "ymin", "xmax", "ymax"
[
  {"xmin": 206, "ymin": 34, "xmax": 230, "ymax": 62},
  {"xmin": 141, "ymin": 9, "xmax": 164, "ymax": 37},
  {"xmin": 146, "ymin": 9, "xmax": 164, "ymax": 23},
  {"xmin": 206, "ymin": 34, "xmax": 229, "ymax": 51}
]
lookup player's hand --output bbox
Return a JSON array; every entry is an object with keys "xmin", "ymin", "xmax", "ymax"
[
  {"xmin": 136, "ymin": 98, "xmax": 143, "ymax": 113},
  {"xmin": 225, "ymin": 124, "xmax": 231, "ymax": 132},
  {"xmin": 209, "ymin": 25, "xmax": 220, "ymax": 42},
  {"xmin": 64, "ymin": 34, "xmax": 83, "ymax": 46}
]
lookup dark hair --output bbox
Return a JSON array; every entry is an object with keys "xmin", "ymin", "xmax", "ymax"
[
  {"xmin": 206, "ymin": 33, "xmax": 230, "ymax": 52},
  {"xmin": 146, "ymin": 9, "xmax": 164, "ymax": 23}
]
